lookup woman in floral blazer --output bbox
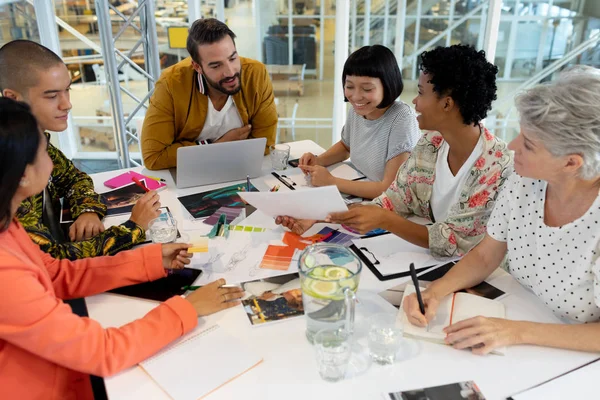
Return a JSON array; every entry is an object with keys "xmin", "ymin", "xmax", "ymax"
[
  {"xmin": 362, "ymin": 127, "xmax": 512, "ymax": 258},
  {"xmin": 277, "ymin": 45, "xmax": 513, "ymax": 259}
]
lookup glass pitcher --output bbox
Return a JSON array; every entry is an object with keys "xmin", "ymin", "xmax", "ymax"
[{"xmin": 299, "ymin": 243, "xmax": 362, "ymax": 343}]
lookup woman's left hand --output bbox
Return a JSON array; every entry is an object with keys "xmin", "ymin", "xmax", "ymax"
[
  {"xmin": 444, "ymin": 316, "xmax": 524, "ymax": 355},
  {"xmin": 303, "ymin": 165, "xmax": 335, "ymax": 187},
  {"xmin": 326, "ymin": 205, "xmax": 386, "ymax": 234},
  {"xmin": 162, "ymin": 243, "xmax": 192, "ymax": 270}
]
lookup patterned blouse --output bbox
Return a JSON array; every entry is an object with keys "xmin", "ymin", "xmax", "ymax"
[
  {"xmin": 16, "ymin": 133, "xmax": 145, "ymax": 260},
  {"xmin": 372, "ymin": 127, "xmax": 514, "ymax": 259}
]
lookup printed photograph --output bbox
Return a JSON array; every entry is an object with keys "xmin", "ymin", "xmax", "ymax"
[
  {"xmin": 387, "ymin": 380, "xmax": 486, "ymax": 400},
  {"xmin": 60, "ymin": 180, "xmax": 148, "ymax": 221},
  {"xmin": 178, "ymin": 182, "xmax": 258, "ymax": 219},
  {"xmin": 101, "ymin": 180, "xmax": 148, "ymax": 216},
  {"xmin": 240, "ymin": 273, "xmax": 304, "ymax": 326}
]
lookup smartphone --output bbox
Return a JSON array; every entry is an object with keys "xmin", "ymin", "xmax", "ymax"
[{"xmin": 288, "ymin": 158, "xmax": 300, "ymax": 168}]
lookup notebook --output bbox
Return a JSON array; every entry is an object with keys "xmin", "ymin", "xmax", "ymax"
[
  {"xmin": 140, "ymin": 324, "xmax": 262, "ymax": 400},
  {"xmin": 399, "ymin": 284, "xmax": 506, "ymax": 355}
]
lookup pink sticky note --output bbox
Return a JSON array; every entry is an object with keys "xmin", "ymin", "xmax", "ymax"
[{"xmin": 104, "ymin": 171, "xmax": 166, "ymax": 190}]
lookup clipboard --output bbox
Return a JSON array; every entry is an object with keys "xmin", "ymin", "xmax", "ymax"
[{"xmin": 349, "ymin": 244, "xmax": 435, "ymax": 281}]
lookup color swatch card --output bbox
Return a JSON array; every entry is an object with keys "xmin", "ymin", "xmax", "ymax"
[
  {"xmin": 260, "ymin": 245, "xmax": 297, "ymax": 270},
  {"xmin": 230, "ymin": 225, "xmax": 268, "ymax": 233},
  {"xmin": 316, "ymin": 227, "xmax": 355, "ymax": 247},
  {"xmin": 188, "ymin": 237, "xmax": 209, "ymax": 253}
]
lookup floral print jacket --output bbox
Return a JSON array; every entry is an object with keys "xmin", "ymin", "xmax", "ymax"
[{"xmin": 372, "ymin": 127, "xmax": 513, "ymax": 259}]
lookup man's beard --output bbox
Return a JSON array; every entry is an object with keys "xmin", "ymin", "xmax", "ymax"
[{"xmin": 204, "ymin": 72, "xmax": 242, "ymax": 96}]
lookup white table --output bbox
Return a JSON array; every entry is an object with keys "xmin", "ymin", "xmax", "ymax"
[{"xmin": 86, "ymin": 140, "xmax": 597, "ymax": 400}]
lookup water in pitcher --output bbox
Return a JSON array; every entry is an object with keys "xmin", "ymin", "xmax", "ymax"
[{"xmin": 298, "ymin": 244, "xmax": 363, "ymax": 343}]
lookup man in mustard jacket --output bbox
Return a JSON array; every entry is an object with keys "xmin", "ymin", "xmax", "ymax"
[{"xmin": 141, "ymin": 18, "xmax": 278, "ymax": 170}]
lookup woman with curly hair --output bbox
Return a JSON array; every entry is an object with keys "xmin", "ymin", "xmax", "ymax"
[
  {"xmin": 277, "ymin": 45, "xmax": 513, "ymax": 259},
  {"xmin": 404, "ymin": 67, "xmax": 600, "ymax": 354}
]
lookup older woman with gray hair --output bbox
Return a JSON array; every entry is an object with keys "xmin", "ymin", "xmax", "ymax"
[{"xmin": 403, "ymin": 66, "xmax": 600, "ymax": 355}]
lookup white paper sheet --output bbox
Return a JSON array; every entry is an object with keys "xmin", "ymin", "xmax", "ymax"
[
  {"xmin": 238, "ymin": 185, "xmax": 348, "ymax": 220},
  {"xmin": 276, "ymin": 162, "xmax": 365, "ymax": 190},
  {"xmin": 510, "ymin": 359, "xmax": 600, "ymax": 400},
  {"xmin": 140, "ymin": 324, "xmax": 262, "ymax": 400},
  {"xmin": 352, "ymin": 234, "xmax": 439, "ymax": 276}
]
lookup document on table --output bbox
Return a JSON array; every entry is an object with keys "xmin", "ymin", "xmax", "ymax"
[
  {"xmin": 509, "ymin": 358, "xmax": 600, "ymax": 400},
  {"xmin": 351, "ymin": 234, "xmax": 440, "ymax": 276},
  {"xmin": 238, "ymin": 185, "xmax": 348, "ymax": 220},
  {"xmin": 278, "ymin": 162, "xmax": 365, "ymax": 189},
  {"xmin": 140, "ymin": 324, "xmax": 262, "ymax": 400},
  {"xmin": 189, "ymin": 230, "xmax": 296, "ymax": 285}
]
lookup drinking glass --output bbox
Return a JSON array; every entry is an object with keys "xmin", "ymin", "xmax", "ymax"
[
  {"xmin": 148, "ymin": 208, "xmax": 177, "ymax": 243},
  {"xmin": 367, "ymin": 312, "xmax": 403, "ymax": 365},
  {"xmin": 270, "ymin": 144, "xmax": 290, "ymax": 170},
  {"xmin": 314, "ymin": 328, "xmax": 352, "ymax": 382}
]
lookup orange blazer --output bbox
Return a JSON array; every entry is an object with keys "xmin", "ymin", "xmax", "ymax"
[{"xmin": 0, "ymin": 220, "xmax": 198, "ymax": 400}]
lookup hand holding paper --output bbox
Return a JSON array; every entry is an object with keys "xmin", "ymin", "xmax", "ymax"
[
  {"xmin": 327, "ymin": 204, "xmax": 386, "ymax": 234},
  {"xmin": 238, "ymin": 186, "xmax": 348, "ymax": 220}
]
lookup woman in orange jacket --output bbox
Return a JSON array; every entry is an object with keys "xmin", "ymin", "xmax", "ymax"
[{"xmin": 0, "ymin": 98, "xmax": 244, "ymax": 400}]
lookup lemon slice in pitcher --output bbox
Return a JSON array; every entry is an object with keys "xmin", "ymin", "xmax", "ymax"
[
  {"xmin": 323, "ymin": 266, "xmax": 350, "ymax": 280},
  {"xmin": 308, "ymin": 280, "xmax": 340, "ymax": 299}
]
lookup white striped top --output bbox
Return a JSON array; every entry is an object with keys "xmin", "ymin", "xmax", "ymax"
[{"xmin": 342, "ymin": 101, "xmax": 420, "ymax": 182}]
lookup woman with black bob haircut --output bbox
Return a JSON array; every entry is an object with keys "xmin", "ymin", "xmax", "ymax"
[
  {"xmin": 297, "ymin": 44, "xmax": 420, "ymax": 200},
  {"xmin": 0, "ymin": 97, "xmax": 244, "ymax": 399},
  {"xmin": 279, "ymin": 45, "xmax": 513, "ymax": 261}
]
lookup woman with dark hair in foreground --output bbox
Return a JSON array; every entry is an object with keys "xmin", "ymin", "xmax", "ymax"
[{"xmin": 0, "ymin": 98, "xmax": 244, "ymax": 399}]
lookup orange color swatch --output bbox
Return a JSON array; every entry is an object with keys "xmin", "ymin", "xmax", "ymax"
[{"xmin": 260, "ymin": 245, "xmax": 296, "ymax": 270}]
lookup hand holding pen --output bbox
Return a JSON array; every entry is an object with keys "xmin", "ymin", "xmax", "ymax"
[{"xmin": 403, "ymin": 263, "xmax": 442, "ymax": 327}]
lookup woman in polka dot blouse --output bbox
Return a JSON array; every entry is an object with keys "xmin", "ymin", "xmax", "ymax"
[{"xmin": 404, "ymin": 66, "xmax": 600, "ymax": 355}]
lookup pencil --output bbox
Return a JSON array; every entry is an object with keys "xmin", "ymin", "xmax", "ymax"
[
  {"xmin": 181, "ymin": 285, "xmax": 200, "ymax": 291},
  {"xmin": 146, "ymin": 175, "xmax": 167, "ymax": 183}
]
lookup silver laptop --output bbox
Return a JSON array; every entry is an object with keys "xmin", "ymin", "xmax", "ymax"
[{"xmin": 174, "ymin": 137, "xmax": 266, "ymax": 189}]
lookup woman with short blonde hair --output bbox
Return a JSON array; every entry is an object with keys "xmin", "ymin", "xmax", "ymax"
[{"xmin": 404, "ymin": 66, "xmax": 600, "ymax": 354}]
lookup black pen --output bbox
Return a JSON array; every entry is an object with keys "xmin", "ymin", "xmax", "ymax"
[
  {"xmin": 281, "ymin": 174, "xmax": 297, "ymax": 186},
  {"xmin": 410, "ymin": 263, "xmax": 426, "ymax": 315},
  {"xmin": 246, "ymin": 174, "xmax": 250, "ymax": 192},
  {"xmin": 271, "ymin": 172, "xmax": 295, "ymax": 191}
]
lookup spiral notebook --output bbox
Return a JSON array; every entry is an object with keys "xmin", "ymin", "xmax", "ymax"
[{"xmin": 140, "ymin": 324, "xmax": 263, "ymax": 400}]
